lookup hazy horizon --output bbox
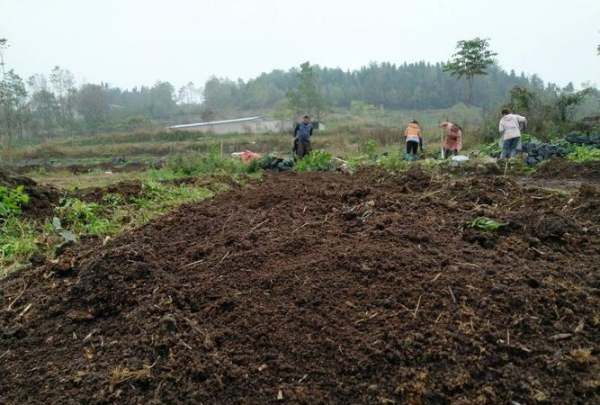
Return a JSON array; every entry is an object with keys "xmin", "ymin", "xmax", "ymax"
[{"xmin": 2, "ymin": 0, "xmax": 599, "ymax": 90}]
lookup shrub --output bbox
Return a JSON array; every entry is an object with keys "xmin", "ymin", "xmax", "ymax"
[
  {"xmin": 0, "ymin": 185, "xmax": 30, "ymax": 218},
  {"xmin": 295, "ymin": 150, "xmax": 334, "ymax": 172}
]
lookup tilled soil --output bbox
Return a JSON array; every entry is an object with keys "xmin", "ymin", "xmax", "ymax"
[
  {"xmin": 1, "ymin": 168, "xmax": 600, "ymax": 404},
  {"xmin": 533, "ymin": 159, "xmax": 600, "ymax": 182}
]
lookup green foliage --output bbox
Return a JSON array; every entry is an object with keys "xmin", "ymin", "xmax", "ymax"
[
  {"xmin": 444, "ymin": 38, "xmax": 498, "ymax": 79},
  {"xmin": 444, "ymin": 38, "xmax": 498, "ymax": 104},
  {"xmin": 359, "ymin": 139, "xmax": 379, "ymax": 160},
  {"xmin": 556, "ymin": 88, "xmax": 593, "ymax": 122},
  {"xmin": 0, "ymin": 172, "xmax": 220, "ymax": 274},
  {"xmin": 0, "ymin": 185, "xmax": 29, "ymax": 217},
  {"xmin": 295, "ymin": 150, "xmax": 334, "ymax": 172},
  {"xmin": 567, "ymin": 146, "xmax": 600, "ymax": 163},
  {"xmin": 287, "ymin": 61, "xmax": 328, "ymax": 119},
  {"xmin": 51, "ymin": 217, "xmax": 78, "ymax": 243},
  {"xmin": 468, "ymin": 217, "xmax": 507, "ymax": 231},
  {"xmin": 0, "ymin": 217, "xmax": 38, "ymax": 273},
  {"xmin": 377, "ymin": 150, "xmax": 409, "ymax": 172},
  {"xmin": 56, "ymin": 197, "xmax": 115, "ymax": 235},
  {"xmin": 134, "ymin": 181, "xmax": 213, "ymax": 208},
  {"xmin": 167, "ymin": 146, "xmax": 247, "ymax": 177}
]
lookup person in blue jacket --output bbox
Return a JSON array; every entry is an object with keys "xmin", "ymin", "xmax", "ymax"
[{"xmin": 293, "ymin": 115, "xmax": 314, "ymax": 158}]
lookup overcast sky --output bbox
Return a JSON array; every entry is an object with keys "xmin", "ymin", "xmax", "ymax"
[{"xmin": 2, "ymin": 0, "xmax": 599, "ymax": 90}]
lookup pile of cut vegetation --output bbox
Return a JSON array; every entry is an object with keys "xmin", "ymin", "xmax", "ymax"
[{"xmin": 1, "ymin": 169, "xmax": 599, "ymax": 404}]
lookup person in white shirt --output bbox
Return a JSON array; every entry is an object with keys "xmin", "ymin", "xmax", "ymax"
[{"xmin": 499, "ymin": 109, "xmax": 527, "ymax": 158}]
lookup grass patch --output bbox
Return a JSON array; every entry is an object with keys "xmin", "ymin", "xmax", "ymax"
[
  {"xmin": 0, "ymin": 217, "xmax": 40, "ymax": 276},
  {"xmin": 0, "ymin": 175, "xmax": 228, "ymax": 276}
]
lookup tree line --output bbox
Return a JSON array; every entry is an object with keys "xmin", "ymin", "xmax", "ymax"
[
  {"xmin": 0, "ymin": 36, "xmax": 597, "ymax": 151},
  {"xmin": 205, "ymin": 61, "xmax": 552, "ymax": 113}
]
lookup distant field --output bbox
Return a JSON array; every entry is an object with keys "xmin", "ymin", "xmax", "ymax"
[{"xmin": 2, "ymin": 106, "xmax": 486, "ymax": 166}]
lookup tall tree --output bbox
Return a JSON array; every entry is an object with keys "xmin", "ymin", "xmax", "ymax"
[
  {"xmin": 50, "ymin": 66, "xmax": 76, "ymax": 133},
  {"xmin": 0, "ymin": 70, "xmax": 28, "ymax": 159},
  {"xmin": 28, "ymin": 74, "xmax": 59, "ymax": 137},
  {"xmin": 146, "ymin": 81, "xmax": 176, "ymax": 119},
  {"xmin": 444, "ymin": 38, "xmax": 498, "ymax": 105},
  {"xmin": 77, "ymin": 84, "xmax": 109, "ymax": 131},
  {"xmin": 286, "ymin": 62, "xmax": 327, "ymax": 120},
  {"xmin": 556, "ymin": 87, "xmax": 593, "ymax": 122},
  {"xmin": 0, "ymin": 38, "xmax": 8, "ymax": 78},
  {"xmin": 203, "ymin": 77, "xmax": 238, "ymax": 111}
]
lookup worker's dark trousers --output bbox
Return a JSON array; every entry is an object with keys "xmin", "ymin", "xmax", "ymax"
[
  {"xmin": 443, "ymin": 149, "xmax": 458, "ymax": 159},
  {"xmin": 406, "ymin": 141, "xmax": 419, "ymax": 155},
  {"xmin": 295, "ymin": 140, "xmax": 311, "ymax": 158}
]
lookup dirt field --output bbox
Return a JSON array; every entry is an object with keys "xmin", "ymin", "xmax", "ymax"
[{"xmin": 1, "ymin": 168, "xmax": 600, "ymax": 404}]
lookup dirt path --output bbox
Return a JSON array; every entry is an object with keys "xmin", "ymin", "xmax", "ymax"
[{"xmin": 1, "ymin": 169, "xmax": 599, "ymax": 404}]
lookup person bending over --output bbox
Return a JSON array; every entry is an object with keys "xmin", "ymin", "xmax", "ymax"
[
  {"xmin": 440, "ymin": 121, "xmax": 463, "ymax": 158},
  {"xmin": 499, "ymin": 109, "xmax": 527, "ymax": 159},
  {"xmin": 404, "ymin": 120, "xmax": 423, "ymax": 159}
]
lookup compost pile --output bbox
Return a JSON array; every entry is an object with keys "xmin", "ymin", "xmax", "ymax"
[{"xmin": 1, "ymin": 168, "xmax": 600, "ymax": 404}]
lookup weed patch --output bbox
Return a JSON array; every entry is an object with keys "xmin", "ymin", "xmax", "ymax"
[
  {"xmin": 0, "ymin": 185, "xmax": 30, "ymax": 218},
  {"xmin": 295, "ymin": 150, "xmax": 334, "ymax": 172}
]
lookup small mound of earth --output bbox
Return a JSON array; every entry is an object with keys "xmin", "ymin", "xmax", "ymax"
[
  {"xmin": 0, "ymin": 170, "xmax": 59, "ymax": 219},
  {"xmin": 533, "ymin": 159, "xmax": 600, "ymax": 181},
  {"xmin": 76, "ymin": 180, "xmax": 144, "ymax": 203}
]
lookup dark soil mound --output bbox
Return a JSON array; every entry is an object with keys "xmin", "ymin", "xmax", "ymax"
[
  {"xmin": 76, "ymin": 180, "xmax": 145, "ymax": 204},
  {"xmin": 533, "ymin": 159, "xmax": 600, "ymax": 181},
  {"xmin": 1, "ymin": 170, "xmax": 599, "ymax": 404},
  {"xmin": 0, "ymin": 170, "xmax": 59, "ymax": 219}
]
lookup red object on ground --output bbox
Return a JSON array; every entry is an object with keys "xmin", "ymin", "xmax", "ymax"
[{"xmin": 237, "ymin": 150, "xmax": 261, "ymax": 163}]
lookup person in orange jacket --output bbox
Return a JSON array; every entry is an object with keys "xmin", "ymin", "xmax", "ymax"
[{"xmin": 404, "ymin": 120, "xmax": 423, "ymax": 159}]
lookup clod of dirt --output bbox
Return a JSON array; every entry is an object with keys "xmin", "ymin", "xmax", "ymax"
[{"xmin": 533, "ymin": 214, "xmax": 575, "ymax": 241}]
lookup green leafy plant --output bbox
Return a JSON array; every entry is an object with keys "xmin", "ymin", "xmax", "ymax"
[
  {"xmin": 480, "ymin": 140, "xmax": 502, "ymax": 157},
  {"xmin": 51, "ymin": 217, "xmax": 78, "ymax": 243},
  {"xmin": 567, "ymin": 146, "xmax": 600, "ymax": 163},
  {"xmin": 377, "ymin": 151, "xmax": 409, "ymax": 172},
  {"xmin": 295, "ymin": 150, "xmax": 334, "ymax": 172},
  {"xmin": 56, "ymin": 197, "xmax": 114, "ymax": 235},
  {"xmin": 359, "ymin": 139, "xmax": 379, "ymax": 160},
  {"xmin": 468, "ymin": 217, "xmax": 507, "ymax": 231},
  {"xmin": 0, "ymin": 185, "xmax": 30, "ymax": 218}
]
